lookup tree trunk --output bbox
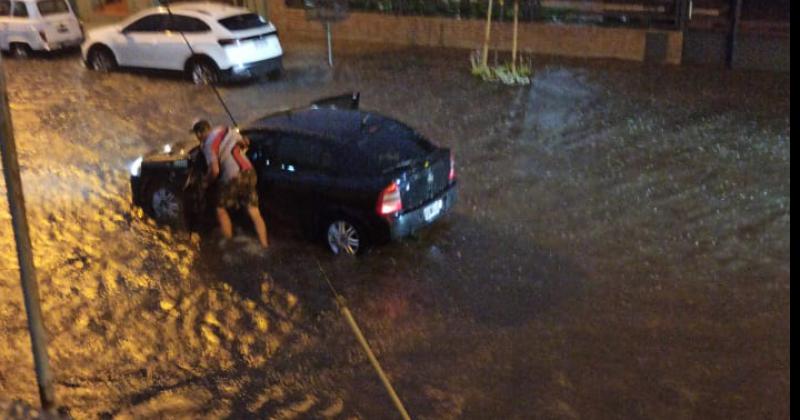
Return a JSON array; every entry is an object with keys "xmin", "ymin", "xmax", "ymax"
[{"xmin": 481, "ymin": 0, "xmax": 494, "ymax": 67}]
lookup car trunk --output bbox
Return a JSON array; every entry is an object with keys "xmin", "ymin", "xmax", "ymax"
[{"xmin": 396, "ymin": 149, "xmax": 451, "ymax": 211}]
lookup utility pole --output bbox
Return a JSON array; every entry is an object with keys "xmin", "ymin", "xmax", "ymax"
[
  {"xmin": 726, "ymin": 0, "xmax": 743, "ymax": 68},
  {"xmin": 0, "ymin": 54, "xmax": 57, "ymax": 412}
]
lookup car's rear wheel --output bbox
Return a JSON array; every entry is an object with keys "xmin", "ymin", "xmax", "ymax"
[
  {"xmin": 88, "ymin": 46, "xmax": 117, "ymax": 72},
  {"xmin": 325, "ymin": 218, "xmax": 364, "ymax": 256},
  {"xmin": 147, "ymin": 182, "xmax": 186, "ymax": 228},
  {"xmin": 188, "ymin": 59, "xmax": 219, "ymax": 85},
  {"xmin": 10, "ymin": 43, "xmax": 30, "ymax": 59}
]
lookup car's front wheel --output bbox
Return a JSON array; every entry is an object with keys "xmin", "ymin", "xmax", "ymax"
[
  {"xmin": 188, "ymin": 59, "xmax": 219, "ymax": 85},
  {"xmin": 325, "ymin": 218, "xmax": 365, "ymax": 256},
  {"xmin": 147, "ymin": 182, "xmax": 186, "ymax": 228},
  {"xmin": 88, "ymin": 46, "xmax": 117, "ymax": 72}
]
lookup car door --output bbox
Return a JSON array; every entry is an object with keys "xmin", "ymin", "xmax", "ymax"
[
  {"xmin": 6, "ymin": 1, "xmax": 33, "ymax": 48},
  {"xmin": 269, "ymin": 133, "xmax": 325, "ymax": 225},
  {"xmin": 165, "ymin": 14, "xmax": 211, "ymax": 70},
  {"xmin": 117, "ymin": 13, "xmax": 168, "ymax": 68}
]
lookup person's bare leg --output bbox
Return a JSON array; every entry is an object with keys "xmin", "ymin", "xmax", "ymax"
[
  {"xmin": 216, "ymin": 207, "xmax": 234, "ymax": 239},
  {"xmin": 247, "ymin": 205, "xmax": 268, "ymax": 248}
]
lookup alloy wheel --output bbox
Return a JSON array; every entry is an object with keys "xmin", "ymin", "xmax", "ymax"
[
  {"xmin": 91, "ymin": 50, "xmax": 114, "ymax": 72},
  {"xmin": 327, "ymin": 220, "xmax": 360, "ymax": 255},
  {"xmin": 152, "ymin": 187, "xmax": 181, "ymax": 223},
  {"xmin": 191, "ymin": 62, "xmax": 218, "ymax": 85}
]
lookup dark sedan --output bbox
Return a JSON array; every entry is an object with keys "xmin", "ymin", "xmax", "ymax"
[{"xmin": 129, "ymin": 93, "xmax": 457, "ymax": 254}]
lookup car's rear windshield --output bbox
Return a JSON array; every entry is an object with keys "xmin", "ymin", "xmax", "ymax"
[
  {"xmin": 356, "ymin": 124, "xmax": 436, "ymax": 173},
  {"xmin": 37, "ymin": 0, "xmax": 69, "ymax": 15},
  {"xmin": 218, "ymin": 13, "xmax": 267, "ymax": 31}
]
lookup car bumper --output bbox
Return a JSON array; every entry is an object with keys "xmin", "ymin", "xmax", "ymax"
[
  {"xmin": 131, "ymin": 175, "xmax": 144, "ymax": 207},
  {"xmin": 387, "ymin": 183, "xmax": 458, "ymax": 240},
  {"xmin": 224, "ymin": 55, "xmax": 283, "ymax": 80},
  {"xmin": 42, "ymin": 37, "xmax": 84, "ymax": 51}
]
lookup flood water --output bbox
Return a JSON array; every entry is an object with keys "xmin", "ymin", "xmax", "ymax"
[{"xmin": 0, "ymin": 44, "xmax": 789, "ymax": 418}]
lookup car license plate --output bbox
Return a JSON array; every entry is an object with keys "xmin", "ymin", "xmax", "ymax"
[{"xmin": 423, "ymin": 199, "xmax": 443, "ymax": 222}]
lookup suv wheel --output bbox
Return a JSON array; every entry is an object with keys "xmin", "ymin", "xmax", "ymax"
[
  {"xmin": 148, "ymin": 182, "xmax": 186, "ymax": 228},
  {"xmin": 189, "ymin": 59, "xmax": 219, "ymax": 85},
  {"xmin": 88, "ymin": 47, "xmax": 117, "ymax": 72},
  {"xmin": 10, "ymin": 43, "xmax": 30, "ymax": 59},
  {"xmin": 326, "ymin": 219, "xmax": 363, "ymax": 256}
]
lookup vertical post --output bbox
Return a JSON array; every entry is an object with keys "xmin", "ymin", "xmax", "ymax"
[
  {"xmin": 726, "ymin": 0, "xmax": 743, "ymax": 68},
  {"xmin": 326, "ymin": 21, "xmax": 333, "ymax": 67},
  {"xmin": 481, "ymin": 0, "xmax": 494, "ymax": 67},
  {"xmin": 0, "ymin": 54, "xmax": 56, "ymax": 411},
  {"xmin": 512, "ymin": 0, "xmax": 519, "ymax": 72}
]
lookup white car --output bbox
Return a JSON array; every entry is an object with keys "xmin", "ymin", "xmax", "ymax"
[
  {"xmin": 0, "ymin": 0, "xmax": 83, "ymax": 58},
  {"xmin": 81, "ymin": 2, "xmax": 283, "ymax": 84}
]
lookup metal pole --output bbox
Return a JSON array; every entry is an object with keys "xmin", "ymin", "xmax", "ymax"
[
  {"xmin": 726, "ymin": 0, "xmax": 743, "ymax": 68},
  {"xmin": 481, "ymin": 0, "xmax": 493, "ymax": 67},
  {"xmin": 326, "ymin": 21, "xmax": 333, "ymax": 67},
  {"xmin": 0, "ymin": 54, "xmax": 56, "ymax": 411}
]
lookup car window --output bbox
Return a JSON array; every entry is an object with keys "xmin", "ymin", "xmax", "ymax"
[
  {"xmin": 168, "ymin": 14, "xmax": 210, "ymax": 33},
  {"xmin": 11, "ymin": 1, "xmax": 28, "ymax": 17},
  {"xmin": 0, "ymin": 1, "xmax": 11, "ymax": 15},
  {"xmin": 36, "ymin": 0, "xmax": 68, "ymax": 16},
  {"xmin": 124, "ymin": 14, "xmax": 168, "ymax": 32},
  {"xmin": 218, "ymin": 13, "xmax": 268, "ymax": 31},
  {"xmin": 276, "ymin": 134, "xmax": 322, "ymax": 172}
]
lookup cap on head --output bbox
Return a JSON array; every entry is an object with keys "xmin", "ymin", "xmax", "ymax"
[{"xmin": 190, "ymin": 118, "xmax": 211, "ymax": 134}]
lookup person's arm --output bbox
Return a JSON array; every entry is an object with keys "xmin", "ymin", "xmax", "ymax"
[{"xmin": 202, "ymin": 129, "xmax": 223, "ymax": 184}]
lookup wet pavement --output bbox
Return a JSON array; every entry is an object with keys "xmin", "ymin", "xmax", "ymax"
[{"xmin": 0, "ymin": 44, "xmax": 790, "ymax": 419}]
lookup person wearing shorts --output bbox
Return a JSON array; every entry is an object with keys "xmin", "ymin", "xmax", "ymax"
[{"xmin": 192, "ymin": 119, "xmax": 268, "ymax": 248}]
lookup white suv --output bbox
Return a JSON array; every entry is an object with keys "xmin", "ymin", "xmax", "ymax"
[
  {"xmin": 81, "ymin": 2, "xmax": 283, "ymax": 84},
  {"xmin": 0, "ymin": 0, "xmax": 83, "ymax": 57}
]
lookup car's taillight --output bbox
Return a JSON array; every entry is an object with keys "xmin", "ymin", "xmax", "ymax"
[
  {"xmin": 218, "ymin": 38, "xmax": 237, "ymax": 46},
  {"xmin": 377, "ymin": 181, "xmax": 402, "ymax": 215},
  {"xmin": 38, "ymin": 31, "xmax": 47, "ymax": 43},
  {"xmin": 449, "ymin": 152, "xmax": 456, "ymax": 183}
]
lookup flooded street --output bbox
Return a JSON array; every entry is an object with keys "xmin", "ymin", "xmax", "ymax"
[{"xmin": 0, "ymin": 44, "xmax": 789, "ymax": 418}]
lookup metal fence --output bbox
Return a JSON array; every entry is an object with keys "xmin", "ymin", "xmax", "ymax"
[{"xmin": 286, "ymin": 0, "xmax": 685, "ymax": 28}]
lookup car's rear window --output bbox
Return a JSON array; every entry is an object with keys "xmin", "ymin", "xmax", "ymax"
[
  {"xmin": 37, "ymin": 0, "xmax": 69, "ymax": 15},
  {"xmin": 356, "ymin": 124, "xmax": 435, "ymax": 173},
  {"xmin": 218, "ymin": 13, "xmax": 267, "ymax": 30}
]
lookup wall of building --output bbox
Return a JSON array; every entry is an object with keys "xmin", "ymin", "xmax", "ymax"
[{"xmin": 266, "ymin": 0, "xmax": 683, "ymax": 64}]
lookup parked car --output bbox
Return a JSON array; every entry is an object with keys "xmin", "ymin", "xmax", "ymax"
[
  {"xmin": 0, "ymin": 0, "xmax": 83, "ymax": 58},
  {"xmin": 129, "ymin": 93, "xmax": 458, "ymax": 255},
  {"xmin": 81, "ymin": 1, "xmax": 282, "ymax": 84}
]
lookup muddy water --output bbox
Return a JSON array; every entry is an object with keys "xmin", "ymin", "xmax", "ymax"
[{"xmin": 0, "ymin": 46, "xmax": 789, "ymax": 418}]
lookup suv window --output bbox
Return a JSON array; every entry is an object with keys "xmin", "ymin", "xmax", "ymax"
[
  {"xmin": 36, "ymin": 0, "xmax": 68, "ymax": 15},
  {"xmin": 124, "ymin": 14, "xmax": 168, "ymax": 32},
  {"xmin": 0, "ymin": 1, "xmax": 11, "ymax": 15},
  {"xmin": 218, "ymin": 13, "xmax": 267, "ymax": 30},
  {"xmin": 11, "ymin": 1, "xmax": 28, "ymax": 17},
  {"xmin": 169, "ymin": 14, "xmax": 210, "ymax": 33}
]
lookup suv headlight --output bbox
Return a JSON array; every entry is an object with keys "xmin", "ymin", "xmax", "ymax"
[{"xmin": 129, "ymin": 156, "xmax": 143, "ymax": 177}]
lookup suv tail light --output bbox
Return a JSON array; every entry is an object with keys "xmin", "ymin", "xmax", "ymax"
[
  {"xmin": 377, "ymin": 181, "xmax": 402, "ymax": 215},
  {"xmin": 449, "ymin": 152, "xmax": 456, "ymax": 183},
  {"xmin": 218, "ymin": 38, "xmax": 237, "ymax": 46}
]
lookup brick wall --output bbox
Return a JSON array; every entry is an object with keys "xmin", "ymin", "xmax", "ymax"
[{"xmin": 267, "ymin": 0, "xmax": 683, "ymax": 64}]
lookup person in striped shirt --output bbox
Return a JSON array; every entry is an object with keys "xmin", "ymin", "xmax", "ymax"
[{"xmin": 192, "ymin": 119, "xmax": 269, "ymax": 249}]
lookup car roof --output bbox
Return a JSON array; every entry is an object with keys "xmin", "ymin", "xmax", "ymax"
[
  {"xmin": 245, "ymin": 108, "xmax": 422, "ymax": 145},
  {"xmin": 129, "ymin": 2, "xmax": 251, "ymax": 21},
  {"xmin": 169, "ymin": 1, "xmax": 251, "ymax": 19}
]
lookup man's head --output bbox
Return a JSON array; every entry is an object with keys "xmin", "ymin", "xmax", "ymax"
[{"xmin": 191, "ymin": 118, "xmax": 212, "ymax": 141}]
